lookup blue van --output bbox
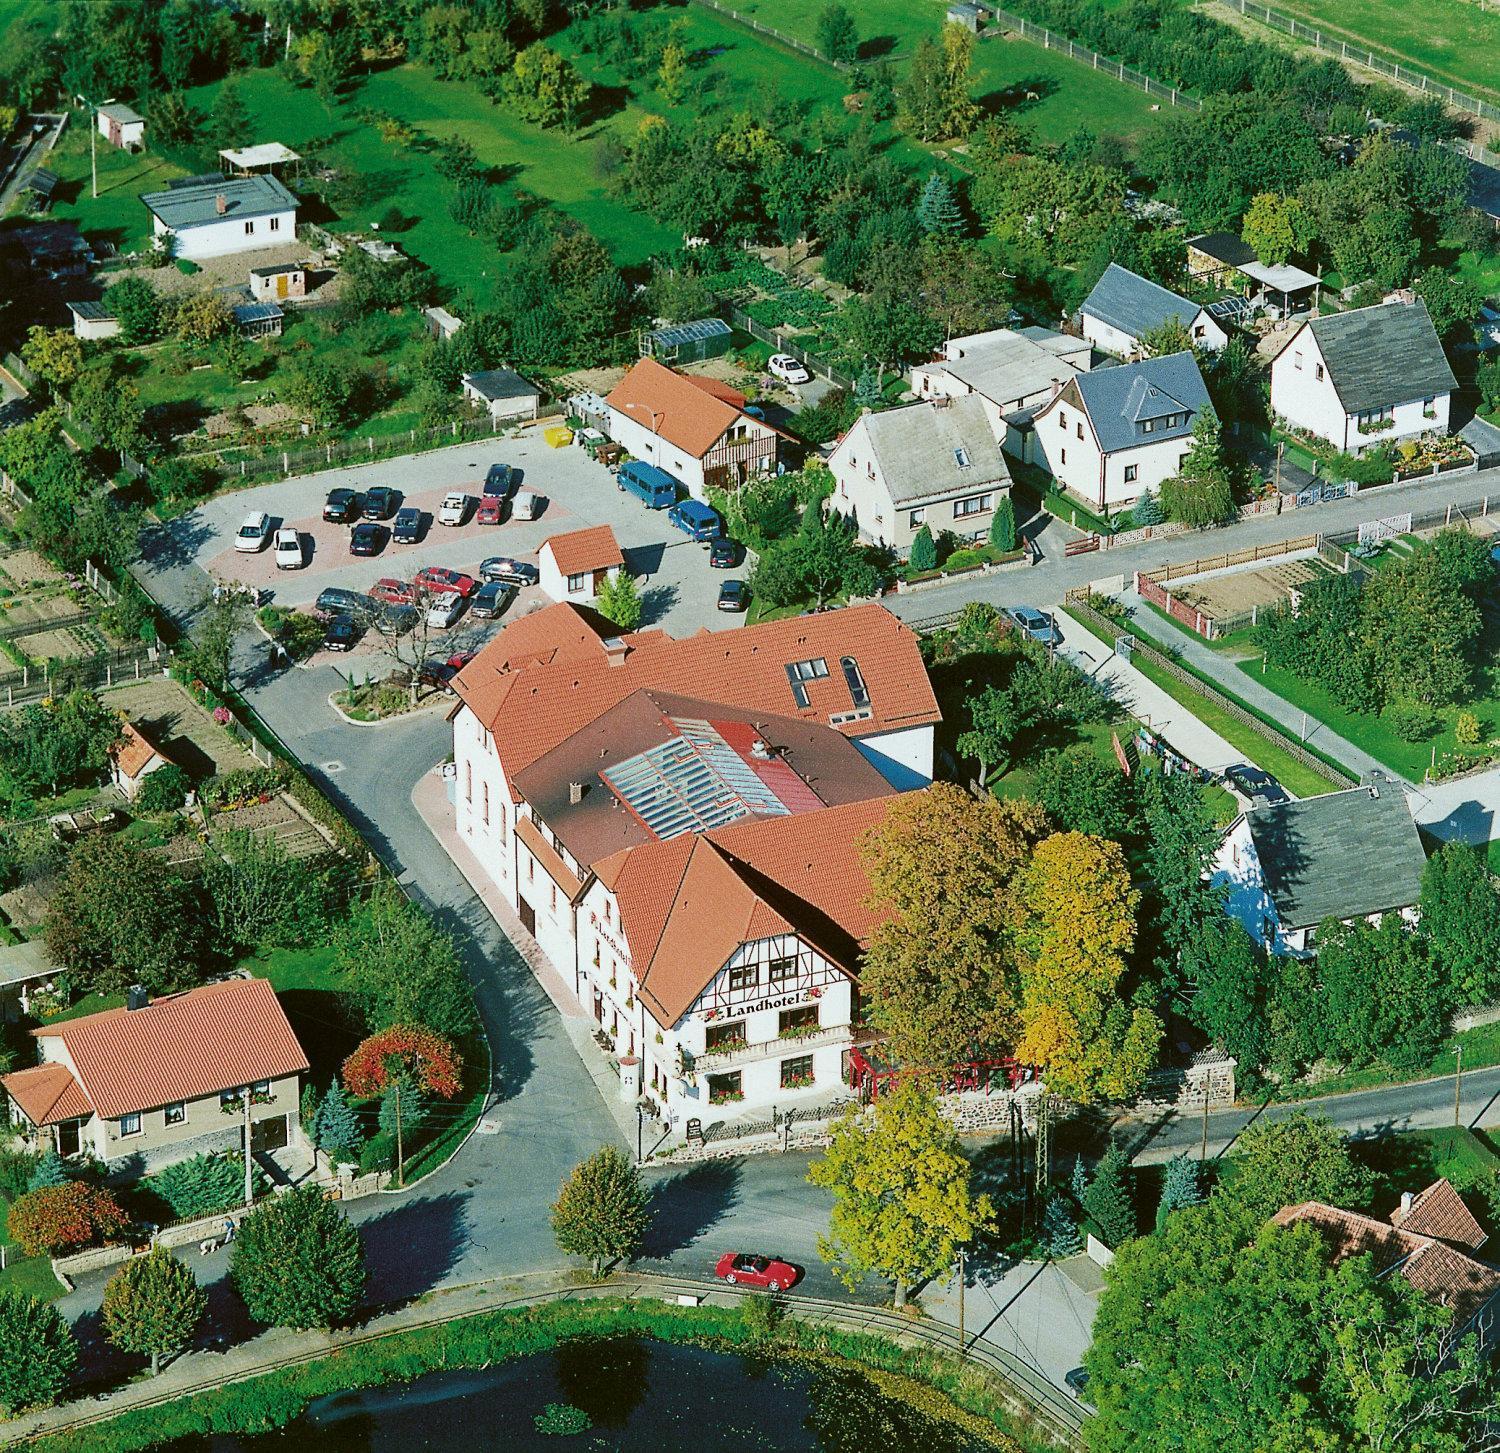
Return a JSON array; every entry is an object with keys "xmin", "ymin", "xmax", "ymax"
[
  {"xmin": 617, "ymin": 461, "xmax": 679, "ymax": 510},
  {"xmin": 668, "ymin": 499, "xmax": 722, "ymax": 541}
]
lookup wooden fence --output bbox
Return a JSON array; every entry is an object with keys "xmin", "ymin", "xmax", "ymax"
[{"xmin": 1137, "ymin": 535, "xmax": 1320, "ymax": 588}]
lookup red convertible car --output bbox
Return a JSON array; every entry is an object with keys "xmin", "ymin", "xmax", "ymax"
[{"xmin": 715, "ymin": 1252, "xmax": 798, "ymax": 1291}]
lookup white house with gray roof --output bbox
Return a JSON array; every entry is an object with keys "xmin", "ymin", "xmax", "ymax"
[
  {"xmin": 909, "ymin": 325, "xmax": 1091, "ymax": 435},
  {"xmin": 1025, "ymin": 351, "xmax": 1211, "ymax": 512},
  {"xmin": 1269, "ymin": 299, "xmax": 1456, "ymax": 454},
  {"xmin": 829, "ymin": 395, "xmax": 1011, "ymax": 557},
  {"xmin": 140, "ymin": 175, "xmax": 298, "ymax": 260},
  {"xmin": 1080, "ymin": 263, "xmax": 1228, "ymax": 359},
  {"xmin": 1211, "ymin": 780, "xmax": 1427, "ymax": 956}
]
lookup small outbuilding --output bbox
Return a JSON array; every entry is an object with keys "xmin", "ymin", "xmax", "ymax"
[
  {"xmin": 250, "ymin": 262, "xmax": 306, "ymax": 301},
  {"xmin": 67, "ymin": 301, "xmax": 121, "ymax": 341},
  {"xmin": 946, "ymin": 2, "xmax": 989, "ymax": 31},
  {"xmin": 463, "ymin": 368, "xmax": 541, "ymax": 422},
  {"xmin": 232, "ymin": 301, "xmax": 285, "ymax": 338},
  {"xmin": 538, "ymin": 525, "xmax": 624, "ymax": 605},
  {"xmin": 7, "ymin": 221, "xmax": 93, "ymax": 276},
  {"xmin": 219, "ymin": 143, "xmax": 301, "ymax": 179},
  {"xmin": 640, "ymin": 317, "xmax": 732, "ymax": 365},
  {"xmin": 108, "ymin": 720, "xmax": 178, "ymax": 802},
  {"xmin": 21, "ymin": 167, "xmax": 58, "ymax": 211},
  {"xmin": 424, "ymin": 305, "xmax": 463, "ymax": 340},
  {"xmin": 98, "ymin": 102, "xmax": 145, "ymax": 152}
]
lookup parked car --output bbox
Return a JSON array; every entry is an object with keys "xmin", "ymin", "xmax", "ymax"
[
  {"xmin": 709, "ymin": 537, "xmax": 739, "ymax": 568},
  {"xmin": 314, "ymin": 586, "xmax": 371, "ymax": 618},
  {"xmin": 668, "ymin": 499, "xmax": 722, "ymax": 541},
  {"xmin": 767, "ymin": 353, "xmax": 810, "ymax": 386},
  {"xmin": 480, "ymin": 556, "xmax": 539, "ymax": 587},
  {"xmin": 470, "ymin": 580, "xmax": 512, "ymax": 620},
  {"xmin": 1224, "ymin": 763, "xmax": 1289, "ymax": 806},
  {"xmin": 426, "ymin": 590, "xmax": 465, "ymax": 629},
  {"xmin": 438, "ymin": 491, "xmax": 470, "ymax": 526},
  {"xmin": 1064, "ymin": 1367, "xmax": 1090, "ymax": 1399},
  {"xmin": 323, "ymin": 488, "xmax": 360, "ymax": 523},
  {"xmin": 618, "ymin": 460, "xmax": 679, "ymax": 509},
  {"xmin": 417, "ymin": 650, "xmax": 476, "ymax": 693},
  {"xmin": 476, "ymin": 495, "xmax": 505, "ymax": 526},
  {"xmin": 392, "ymin": 506, "xmax": 423, "ymax": 544},
  {"xmin": 234, "ymin": 512, "xmax": 272, "ymax": 552},
  {"xmin": 272, "ymin": 527, "xmax": 303, "ymax": 570},
  {"xmin": 483, "ymin": 463, "xmax": 516, "ymax": 497},
  {"xmin": 415, "ymin": 565, "xmax": 478, "ymax": 598},
  {"xmin": 717, "ymin": 579, "xmax": 748, "ymax": 612},
  {"xmin": 370, "ymin": 577, "xmax": 416, "ymax": 607},
  {"xmin": 322, "ymin": 614, "xmax": 360, "ymax": 652},
  {"xmin": 362, "ymin": 486, "xmax": 400, "ymax": 519},
  {"xmin": 715, "ymin": 1252, "xmax": 798, "ymax": 1291},
  {"xmin": 349, "ymin": 522, "xmax": 387, "ymax": 556},
  {"xmin": 510, "ymin": 490, "xmax": 542, "ymax": 521},
  {"xmin": 370, "ymin": 601, "xmax": 420, "ymax": 636},
  {"xmin": 1004, "ymin": 605, "xmax": 1059, "ymax": 646}
]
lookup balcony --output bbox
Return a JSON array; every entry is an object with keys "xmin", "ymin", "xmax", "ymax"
[{"xmin": 691, "ymin": 1023, "xmax": 850, "ymax": 1071}]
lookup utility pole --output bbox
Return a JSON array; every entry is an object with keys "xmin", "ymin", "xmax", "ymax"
[
  {"xmin": 1454, "ymin": 1043, "xmax": 1464, "ymax": 1128},
  {"xmin": 1034, "ymin": 1094, "xmax": 1049, "ymax": 1199},
  {"xmin": 243, "ymin": 1089, "xmax": 253, "ymax": 1207},
  {"xmin": 1200, "ymin": 1089, "xmax": 1210, "ymax": 1163},
  {"xmin": 87, "ymin": 98, "xmax": 98, "ymax": 200},
  {"xmin": 957, "ymin": 1247, "xmax": 966, "ymax": 1357},
  {"xmin": 395, "ymin": 1081, "xmax": 405, "ymax": 1187}
]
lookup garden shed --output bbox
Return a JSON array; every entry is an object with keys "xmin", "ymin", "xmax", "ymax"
[{"xmin": 640, "ymin": 317, "xmax": 733, "ymax": 365}]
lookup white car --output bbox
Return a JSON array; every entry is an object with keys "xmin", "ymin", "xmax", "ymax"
[
  {"xmin": 273, "ymin": 527, "xmax": 303, "ymax": 570},
  {"xmin": 767, "ymin": 353, "xmax": 811, "ymax": 386},
  {"xmin": 438, "ymin": 492, "xmax": 469, "ymax": 527},
  {"xmin": 425, "ymin": 590, "xmax": 465, "ymax": 628},
  {"xmin": 234, "ymin": 512, "xmax": 272, "ymax": 552}
]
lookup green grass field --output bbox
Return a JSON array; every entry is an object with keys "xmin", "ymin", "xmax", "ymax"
[{"xmin": 1251, "ymin": 0, "xmax": 1500, "ymax": 103}]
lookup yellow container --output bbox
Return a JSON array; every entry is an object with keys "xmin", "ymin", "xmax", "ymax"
[{"xmin": 543, "ymin": 425, "xmax": 573, "ymax": 449}]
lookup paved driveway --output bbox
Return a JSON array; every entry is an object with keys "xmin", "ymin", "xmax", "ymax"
[{"xmin": 176, "ymin": 433, "xmax": 736, "ymax": 637}]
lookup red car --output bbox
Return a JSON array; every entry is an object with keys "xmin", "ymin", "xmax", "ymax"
[
  {"xmin": 414, "ymin": 565, "xmax": 478, "ymax": 598},
  {"xmin": 475, "ymin": 496, "xmax": 504, "ymax": 525},
  {"xmin": 369, "ymin": 577, "xmax": 416, "ymax": 607},
  {"xmin": 715, "ymin": 1252, "xmax": 798, "ymax": 1291},
  {"xmin": 416, "ymin": 650, "xmax": 477, "ymax": 693}
]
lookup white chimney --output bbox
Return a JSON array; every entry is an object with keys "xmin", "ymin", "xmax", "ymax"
[
  {"xmin": 569, "ymin": 781, "xmax": 585, "ymax": 805},
  {"xmin": 1400, "ymin": 1191, "xmax": 1414, "ymax": 1217}
]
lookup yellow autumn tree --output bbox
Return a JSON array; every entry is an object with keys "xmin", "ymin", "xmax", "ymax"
[{"xmin": 1014, "ymin": 832, "xmax": 1161, "ymax": 1103}]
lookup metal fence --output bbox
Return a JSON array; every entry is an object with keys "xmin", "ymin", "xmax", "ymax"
[
  {"xmin": 718, "ymin": 301, "xmax": 857, "ymax": 392},
  {"xmin": 983, "ymin": 6, "xmax": 1201, "ymax": 111},
  {"xmin": 1230, "ymin": 0, "xmax": 1500, "ymax": 125}
]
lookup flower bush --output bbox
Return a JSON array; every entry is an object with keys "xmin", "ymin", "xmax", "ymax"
[
  {"xmin": 212, "ymin": 706, "xmax": 232, "ymax": 725},
  {"xmin": 9, "ymin": 1182, "xmax": 129, "ymax": 1257},
  {"xmin": 342, "ymin": 1025, "xmax": 463, "ymax": 1100}
]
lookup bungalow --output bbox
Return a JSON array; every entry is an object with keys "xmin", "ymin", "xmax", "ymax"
[
  {"xmin": 67, "ymin": 301, "xmax": 121, "ymax": 342},
  {"xmin": 538, "ymin": 525, "xmax": 624, "ymax": 605},
  {"xmin": 140, "ymin": 174, "xmax": 298, "ymax": 261},
  {"xmin": 908, "ymin": 325, "xmax": 1091, "ymax": 435},
  {"xmin": 1274, "ymin": 1183, "xmax": 1500, "ymax": 1353},
  {"xmin": 1079, "ymin": 263, "xmax": 1228, "ymax": 358},
  {"xmin": 1, "ymin": 978, "xmax": 309, "ymax": 1171},
  {"xmin": 1269, "ymin": 299, "xmax": 1456, "ymax": 454},
  {"xmin": 97, "ymin": 102, "xmax": 145, "ymax": 151},
  {"xmin": 605, "ymin": 358, "xmax": 780, "ymax": 498},
  {"xmin": 109, "ymin": 720, "xmax": 178, "ymax": 802},
  {"xmin": 1025, "ymin": 351, "xmax": 1212, "ymax": 512},
  {"xmin": 829, "ymin": 395, "xmax": 1011, "ymax": 558},
  {"xmin": 462, "ymin": 368, "xmax": 540, "ymax": 423},
  {"xmin": 1211, "ymin": 780, "xmax": 1428, "ymax": 956},
  {"xmin": 250, "ymin": 262, "xmax": 307, "ymax": 302}
]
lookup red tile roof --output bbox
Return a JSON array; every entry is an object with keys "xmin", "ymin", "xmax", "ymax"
[
  {"xmin": 599, "ymin": 795, "xmax": 896, "ymax": 1025},
  {"xmin": 1392, "ymin": 1179, "xmax": 1488, "ymax": 1251},
  {"xmin": 605, "ymin": 358, "xmax": 745, "ymax": 458},
  {"xmin": 541, "ymin": 525, "xmax": 624, "ymax": 579},
  {"xmin": 684, "ymin": 374, "xmax": 747, "ymax": 409},
  {"xmin": 32, "ymin": 978, "xmax": 309, "ymax": 1118},
  {"xmin": 109, "ymin": 720, "xmax": 167, "ymax": 780},
  {"xmin": 1, "ymin": 1061, "xmax": 93, "ymax": 1127},
  {"xmin": 453, "ymin": 604, "xmax": 940, "ymax": 800}
]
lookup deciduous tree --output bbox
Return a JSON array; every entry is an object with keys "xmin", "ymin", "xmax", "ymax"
[
  {"xmin": 8, "ymin": 1182, "xmax": 127, "ymax": 1257},
  {"xmin": 1241, "ymin": 191, "xmax": 1314, "ymax": 265},
  {"xmin": 594, "ymin": 570, "xmax": 643, "ymax": 631},
  {"xmin": 231, "ymin": 1185, "xmax": 366, "ymax": 1329},
  {"xmin": 808, "ymin": 1079, "xmax": 992, "ymax": 1307},
  {"xmin": 1420, "ymin": 842, "xmax": 1500, "ymax": 1007},
  {"xmin": 815, "ymin": 2, "xmax": 859, "ymax": 63},
  {"xmin": 102, "ymin": 1247, "xmax": 207, "ymax": 1374},
  {"xmin": 102, "ymin": 275, "xmax": 162, "ymax": 345},
  {"xmin": 1228, "ymin": 1113, "xmax": 1371, "ymax": 1219},
  {"xmin": 20, "ymin": 327, "xmax": 83, "ymax": 396},
  {"xmin": 506, "ymin": 45, "xmax": 591, "ymax": 130},
  {"xmin": 174, "ymin": 292, "xmax": 233, "ymax": 345},
  {"xmin": 551, "ymin": 1145, "xmax": 652, "ymax": 1278},
  {"xmin": 343, "ymin": 1024, "xmax": 463, "ymax": 1101}
]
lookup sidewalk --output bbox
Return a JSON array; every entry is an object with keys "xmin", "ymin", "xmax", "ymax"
[{"xmin": 1118, "ymin": 592, "xmax": 1391, "ymax": 784}]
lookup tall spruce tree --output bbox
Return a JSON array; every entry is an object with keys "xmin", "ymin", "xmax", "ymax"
[
  {"xmin": 313, "ymin": 1080, "xmax": 363, "ymax": 1160},
  {"xmin": 1155, "ymin": 1155, "xmax": 1202, "ymax": 1230},
  {"xmin": 1082, "ymin": 1143, "xmax": 1136, "ymax": 1249},
  {"xmin": 916, "ymin": 173, "xmax": 964, "ymax": 236}
]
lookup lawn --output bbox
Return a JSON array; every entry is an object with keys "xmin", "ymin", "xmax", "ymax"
[
  {"xmin": 0, "ymin": 1252, "xmax": 64, "ymax": 1302},
  {"xmin": 1252, "ymin": 0, "xmax": 1500, "ymax": 103},
  {"xmin": 27, "ymin": 126, "xmax": 187, "ymax": 254},
  {"xmin": 1063, "ymin": 605, "xmax": 1348, "ymax": 798}
]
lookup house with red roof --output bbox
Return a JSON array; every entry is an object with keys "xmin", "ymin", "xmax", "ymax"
[
  {"xmin": 109, "ymin": 720, "xmax": 177, "ymax": 802},
  {"xmin": 604, "ymin": 358, "xmax": 780, "ymax": 498},
  {"xmin": 538, "ymin": 524, "xmax": 624, "ymax": 605},
  {"xmin": 448, "ymin": 600, "xmax": 940, "ymax": 1115},
  {"xmin": 2, "ymin": 978, "xmax": 309, "ymax": 1171}
]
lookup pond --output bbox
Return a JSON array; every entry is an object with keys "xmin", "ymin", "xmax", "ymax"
[{"xmin": 155, "ymin": 1336, "xmax": 1000, "ymax": 1451}]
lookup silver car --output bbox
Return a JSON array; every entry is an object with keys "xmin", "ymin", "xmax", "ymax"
[{"xmin": 1006, "ymin": 606, "xmax": 1059, "ymax": 646}]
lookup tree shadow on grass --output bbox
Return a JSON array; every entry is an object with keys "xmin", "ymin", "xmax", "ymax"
[
  {"xmin": 857, "ymin": 34, "xmax": 898, "ymax": 59},
  {"xmin": 977, "ymin": 76, "xmax": 1059, "ymax": 118},
  {"xmin": 639, "ymin": 1159, "xmax": 742, "ymax": 1260}
]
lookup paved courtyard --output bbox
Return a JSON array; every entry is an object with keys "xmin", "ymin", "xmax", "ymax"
[{"xmin": 181, "ymin": 429, "xmax": 740, "ymax": 640}]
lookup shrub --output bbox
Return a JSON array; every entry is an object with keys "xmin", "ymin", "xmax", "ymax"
[
  {"xmin": 8, "ymin": 1182, "xmax": 128, "ymax": 1257},
  {"xmin": 343, "ymin": 1025, "xmax": 463, "ymax": 1100},
  {"xmin": 1456, "ymin": 710, "xmax": 1482, "ymax": 747},
  {"xmin": 0, "ymin": 1148, "xmax": 45, "ymax": 1198},
  {"xmin": 135, "ymin": 763, "xmax": 192, "ymax": 812},
  {"xmin": 908, "ymin": 525, "xmax": 937, "ymax": 573},
  {"xmin": 0, "ymin": 1292, "xmax": 77, "ymax": 1412},
  {"xmin": 535, "ymin": 1402, "xmax": 592, "ymax": 1435},
  {"xmin": 1329, "ymin": 450, "xmax": 1395, "ymax": 486},
  {"xmin": 144, "ymin": 1153, "xmax": 257, "ymax": 1222},
  {"xmin": 943, "ymin": 548, "xmax": 985, "ymax": 571},
  {"xmin": 1382, "ymin": 697, "xmax": 1440, "ymax": 742},
  {"xmin": 359, "ymin": 1131, "xmax": 396, "ymax": 1173}
]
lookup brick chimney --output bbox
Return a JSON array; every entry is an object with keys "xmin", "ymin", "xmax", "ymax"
[
  {"xmin": 603, "ymin": 637, "xmax": 630, "ymax": 668},
  {"xmin": 215, "ymin": 193, "xmax": 228, "ymax": 216}
]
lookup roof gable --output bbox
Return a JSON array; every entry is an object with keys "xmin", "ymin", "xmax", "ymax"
[
  {"xmin": 1082, "ymin": 263, "xmax": 1201, "ymax": 340},
  {"xmin": 859, "ymin": 396, "xmax": 1010, "ymax": 504},
  {"xmin": 1073, "ymin": 353, "xmax": 1210, "ymax": 454},
  {"xmin": 1304, "ymin": 300, "xmax": 1457, "ymax": 414},
  {"xmin": 605, "ymin": 358, "xmax": 746, "ymax": 458},
  {"xmin": 541, "ymin": 525, "xmax": 624, "ymax": 578}
]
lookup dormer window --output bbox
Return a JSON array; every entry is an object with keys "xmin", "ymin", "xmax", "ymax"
[{"xmin": 1141, "ymin": 419, "xmax": 1155, "ymax": 434}]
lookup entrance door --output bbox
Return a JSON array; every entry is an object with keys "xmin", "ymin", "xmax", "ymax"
[
  {"xmin": 276, "ymin": 273, "xmax": 288, "ymax": 299},
  {"xmin": 56, "ymin": 1120, "xmax": 80, "ymax": 1157},
  {"xmin": 251, "ymin": 1114, "xmax": 289, "ymax": 1153},
  {"xmin": 518, "ymin": 897, "xmax": 536, "ymax": 935},
  {"xmin": 593, "ymin": 568, "xmax": 608, "ymax": 593}
]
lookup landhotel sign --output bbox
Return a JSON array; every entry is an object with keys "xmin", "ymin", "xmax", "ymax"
[
  {"xmin": 704, "ymin": 988, "xmax": 821, "ymax": 1020},
  {"xmin": 589, "ymin": 910, "xmax": 630, "ymax": 963}
]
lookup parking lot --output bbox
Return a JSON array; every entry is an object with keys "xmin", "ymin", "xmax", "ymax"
[{"xmin": 179, "ymin": 426, "xmax": 743, "ymax": 664}]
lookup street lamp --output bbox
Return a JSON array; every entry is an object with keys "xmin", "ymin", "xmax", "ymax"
[{"xmin": 618, "ymin": 401, "xmax": 663, "ymax": 463}]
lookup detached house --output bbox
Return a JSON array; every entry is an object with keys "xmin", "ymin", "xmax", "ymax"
[
  {"xmin": 605, "ymin": 358, "xmax": 779, "ymax": 498},
  {"xmin": 538, "ymin": 524, "xmax": 624, "ymax": 605},
  {"xmin": 108, "ymin": 719, "xmax": 178, "ymax": 802},
  {"xmin": 449, "ymin": 603, "xmax": 941, "ymax": 1118},
  {"xmin": 1079, "ymin": 263, "xmax": 1228, "ymax": 358},
  {"xmin": 909, "ymin": 325, "xmax": 1090, "ymax": 434},
  {"xmin": 1, "ymin": 979, "xmax": 308, "ymax": 1172},
  {"xmin": 1269, "ymin": 299, "xmax": 1456, "ymax": 454},
  {"xmin": 140, "ymin": 174, "xmax": 298, "ymax": 261},
  {"xmin": 829, "ymin": 395, "xmax": 1012, "ymax": 558},
  {"xmin": 1211, "ymin": 780, "xmax": 1428, "ymax": 956},
  {"xmin": 1025, "ymin": 352, "xmax": 1211, "ymax": 513}
]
